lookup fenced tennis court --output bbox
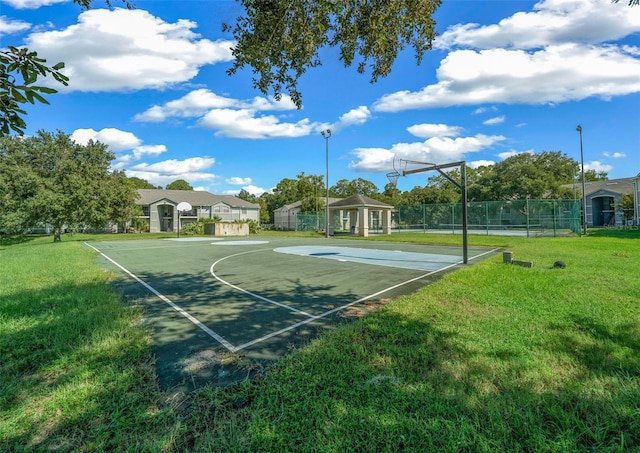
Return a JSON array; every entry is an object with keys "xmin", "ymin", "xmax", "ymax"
[
  {"xmin": 86, "ymin": 236, "xmax": 499, "ymax": 389},
  {"xmin": 395, "ymin": 199, "xmax": 581, "ymax": 237}
]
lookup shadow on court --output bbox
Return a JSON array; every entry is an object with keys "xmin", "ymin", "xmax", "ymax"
[{"xmin": 91, "ymin": 238, "xmax": 498, "ymax": 393}]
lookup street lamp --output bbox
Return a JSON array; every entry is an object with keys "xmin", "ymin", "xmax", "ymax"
[
  {"xmin": 321, "ymin": 129, "xmax": 331, "ymax": 238},
  {"xmin": 576, "ymin": 125, "xmax": 587, "ymax": 235}
]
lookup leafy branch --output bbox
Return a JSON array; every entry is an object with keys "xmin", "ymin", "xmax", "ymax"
[{"xmin": 0, "ymin": 46, "xmax": 69, "ymax": 136}]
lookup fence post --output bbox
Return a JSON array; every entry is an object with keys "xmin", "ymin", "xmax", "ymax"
[{"xmin": 526, "ymin": 198, "xmax": 530, "ymax": 238}]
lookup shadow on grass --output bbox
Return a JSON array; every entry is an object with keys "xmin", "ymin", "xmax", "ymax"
[
  {"xmin": 182, "ymin": 307, "xmax": 640, "ymax": 451},
  {"xmin": 0, "ymin": 280, "xmax": 172, "ymax": 451},
  {"xmin": 586, "ymin": 227, "xmax": 640, "ymax": 239}
]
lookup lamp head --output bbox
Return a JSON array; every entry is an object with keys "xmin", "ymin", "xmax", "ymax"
[
  {"xmin": 576, "ymin": 125, "xmax": 582, "ymax": 133},
  {"xmin": 321, "ymin": 129, "xmax": 331, "ymax": 138}
]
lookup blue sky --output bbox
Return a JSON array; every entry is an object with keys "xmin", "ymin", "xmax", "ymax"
[{"xmin": 1, "ymin": 0, "xmax": 639, "ymax": 195}]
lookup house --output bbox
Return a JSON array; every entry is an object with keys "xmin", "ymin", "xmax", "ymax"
[
  {"xmin": 579, "ymin": 177, "xmax": 634, "ymax": 227},
  {"xmin": 136, "ymin": 189, "xmax": 260, "ymax": 233},
  {"xmin": 273, "ymin": 197, "xmax": 343, "ymax": 230}
]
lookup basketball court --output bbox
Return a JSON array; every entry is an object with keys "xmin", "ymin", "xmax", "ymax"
[{"xmin": 85, "ymin": 236, "xmax": 499, "ymax": 390}]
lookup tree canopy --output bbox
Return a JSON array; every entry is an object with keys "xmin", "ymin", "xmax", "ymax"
[
  {"xmin": 0, "ymin": 131, "xmax": 138, "ymax": 241},
  {"xmin": 224, "ymin": 0, "xmax": 441, "ymax": 108},
  {"xmin": 166, "ymin": 179, "xmax": 194, "ymax": 191}
]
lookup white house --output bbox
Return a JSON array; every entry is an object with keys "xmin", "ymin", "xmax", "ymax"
[{"xmin": 136, "ymin": 189, "xmax": 260, "ymax": 233}]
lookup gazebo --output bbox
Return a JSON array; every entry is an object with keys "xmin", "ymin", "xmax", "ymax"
[{"xmin": 328, "ymin": 194, "xmax": 393, "ymax": 237}]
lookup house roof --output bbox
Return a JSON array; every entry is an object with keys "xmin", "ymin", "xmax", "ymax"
[
  {"xmin": 329, "ymin": 194, "xmax": 393, "ymax": 208},
  {"xmin": 581, "ymin": 178, "xmax": 634, "ymax": 197},
  {"xmin": 136, "ymin": 189, "xmax": 259, "ymax": 208},
  {"xmin": 276, "ymin": 197, "xmax": 343, "ymax": 211}
]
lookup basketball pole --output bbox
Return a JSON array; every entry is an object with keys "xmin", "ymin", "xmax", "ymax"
[{"xmin": 392, "ymin": 160, "xmax": 469, "ymax": 264}]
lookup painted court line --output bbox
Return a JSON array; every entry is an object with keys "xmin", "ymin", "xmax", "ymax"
[
  {"xmin": 230, "ymin": 247, "xmax": 501, "ymax": 351},
  {"xmin": 84, "ymin": 242, "xmax": 238, "ymax": 352},
  {"xmin": 209, "ymin": 249, "xmax": 316, "ymax": 318},
  {"xmin": 232, "ymin": 261, "xmax": 462, "ymax": 351}
]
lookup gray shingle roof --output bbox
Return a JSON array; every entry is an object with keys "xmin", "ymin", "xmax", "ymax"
[
  {"xmin": 329, "ymin": 194, "xmax": 393, "ymax": 208},
  {"xmin": 136, "ymin": 189, "xmax": 259, "ymax": 208}
]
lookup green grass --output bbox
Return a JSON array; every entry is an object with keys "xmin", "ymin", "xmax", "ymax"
[{"xmin": 1, "ymin": 230, "xmax": 638, "ymax": 451}]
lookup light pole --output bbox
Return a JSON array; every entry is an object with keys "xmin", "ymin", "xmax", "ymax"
[
  {"xmin": 576, "ymin": 125, "xmax": 587, "ymax": 235},
  {"xmin": 321, "ymin": 129, "xmax": 331, "ymax": 238}
]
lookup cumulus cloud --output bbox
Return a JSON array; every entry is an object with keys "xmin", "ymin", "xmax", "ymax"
[
  {"xmin": 223, "ymin": 184, "xmax": 267, "ymax": 196},
  {"xmin": 373, "ymin": 0, "xmax": 640, "ymax": 112},
  {"xmin": 25, "ymin": 8, "xmax": 233, "ymax": 92},
  {"xmin": 603, "ymin": 151, "xmax": 626, "ymax": 158},
  {"xmin": 71, "ymin": 127, "xmax": 142, "ymax": 151},
  {"xmin": 71, "ymin": 128, "xmax": 168, "ymax": 170},
  {"xmin": 226, "ymin": 177, "xmax": 252, "ymax": 185},
  {"xmin": 0, "ymin": 15, "xmax": 31, "ymax": 35},
  {"xmin": 126, "ymin": 157, "xmax": 217, "ymax": 187},
  {"xmin": 133, "ymin": 89, "xmax": 297, "ymax": 122},
  {"xmin": 198, "ymin": 108, "xmax": 314, "ymax": 139},
  {"xmin": 407, "ymin": 123, "xmax": 463, "ymax": 138},
  {"xmin": 374, "ymin": 44, "xmax": 640, "ymax": 111},
  {"xmin": 434, "ymin": 0, "xmax": 639, "ymax": 51},
  {"xmin": 349, "ymin": 134, "xmax": 506, "ymax": 172},
  {"xmin": 498, "ymin": 150, "xmax": 534, "ymax": 160},
  {"xmin": 469, "ymin": 159, "xmax": 496, "ymax": 168},
  {"xmin": 2, "ymin": 0, "xmax": 65, "ymax": 8},
  {"xmin": 585, "ymin": 160, "xmax": 613, "ymax": 173}
]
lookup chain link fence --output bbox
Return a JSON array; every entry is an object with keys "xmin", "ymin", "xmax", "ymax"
[{"xmin": 395, "ymin": 199, "xmax": 581, "ymax": 237}]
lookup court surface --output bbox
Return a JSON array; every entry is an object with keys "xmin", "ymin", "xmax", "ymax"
[{"xmin": 85, "ymin": 237, "xmax": 499, "ymax": 390}]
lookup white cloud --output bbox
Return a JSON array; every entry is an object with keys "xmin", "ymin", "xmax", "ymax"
[
  {"xmin": 129, "ymin": 156, "xmax": 214, "ymax": 174},
  {"xmin": 498, "ymin": 150, "xmax": 534, "ymax": 160},
  {"xmin": 330, "ymin": 106, "xmax": 371, "ymax": 130},
  {"xmin": 71, "ymin": 127, "xmax": 142, "ymax": 151},
  {"xmin": 603, "ymin": 151, "xmax": 626, "ymax": 158},
  {"xmin": 2, "ymin": 0, "xmax": 65, "ymax": 8},
  {"xmin": 483, "ymin": 116, "xmax": 505, "ymax": 125},
  {"xmin": 223, "ymin": 184, "xmax": 267, "ymax": 196},
  {"xmin": 198, "ymin": 108, "xmax": 314, "ymax": 139},
  {"xmin": 434, "ymin": 0, "xmax": 640, "ymax": 51},
  {"xmin": 126, "ymin": 156, "xmax": 217, "ymax": 187},
  {"xmin": 226, "ymin": 177, "xmax": 252, "ymax": 185},
  {"xmin": 133, "ymin": 89, "xmax": 297, "ymax": 122},
  {"xmin": 0, "ymin": 15, "xmax": 31, "ymax": 35},
  {"xmin": 374, "ymin": 0, "xmax": 640, "ymax": 112},
  {"xmin": 585, "ymin": 160, "xmax": 613, "ymax": 173},
  {"xmin": 469, "ymin": 159, "xmax": 496, "ymax": 168},
  {"xmin": 349, "ymin": 134, "xmax": 506, "ymax": 172},
  {"xmin": 374, "ymin": 44, "xmax": 640, "ymax": 111},
  {"xmin": 25, "ymin": 8, "xmax": 234, "ymax": 92},
  {"xmin": 473, "ymin": 106, "xmax": 497, "ymax": 114},
  {"xmin": 407, "ymin": 123, "xmax": 463, "ymax": 138}
]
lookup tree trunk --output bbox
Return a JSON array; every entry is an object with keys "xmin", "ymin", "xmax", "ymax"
[{"xmin": 53, "ymin": 227, "xmax": 62, "ymax": 242}]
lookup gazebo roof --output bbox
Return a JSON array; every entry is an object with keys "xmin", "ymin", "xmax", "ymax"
[{"xmin": 328, "ymin": 194, "xmax": 393, "ymax": 209}]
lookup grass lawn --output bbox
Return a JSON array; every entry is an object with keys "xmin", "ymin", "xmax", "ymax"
[{"xmin": 1, "ymin": 230, "xmax": 638, "ymax": 452}]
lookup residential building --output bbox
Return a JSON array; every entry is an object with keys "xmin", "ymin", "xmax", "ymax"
[{"xmin": 136, "ymin": 189, "xmax": 260, "ymax": 233}]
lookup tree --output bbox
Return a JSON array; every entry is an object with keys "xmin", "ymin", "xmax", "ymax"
[
  {"xmin": 584, "ymin": 169, "xmax": 608, "ymax": 182},
  {"xmin": 1, "ymin": 1, "xmax": 130, "ymax": 136},
  {"xmin": 237, "ymin": 188, "xmax": 257, "ymax": 202},
  {"xmin": 127, "ymin": 176, "xmax": 159, "ymax": 189},
  {"xmin": 0, "ymin": 131, "xmax": 137, "ymax": 241},
  {"xmin": 0, "ymin": 47, "xmax": 69, "ymax": 136},
  {"xmin": 166, "ymin": 179, "xmax": 193, "ymax": 190},
  {"xmin": 223, "ymin": 0, "xmax": 442, "ymax": 107},
  {"xmin": 469, "ymin": 151, "xmax": 578, "ymax": 201},
  {"xmin": 331, "ymin": 178, "xmax": 379, "ymax": 198}
]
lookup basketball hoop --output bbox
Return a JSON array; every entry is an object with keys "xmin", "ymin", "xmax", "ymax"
[{"xmin": 386, "ymin": 171, "xmax": 401, "ymax": 187}]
